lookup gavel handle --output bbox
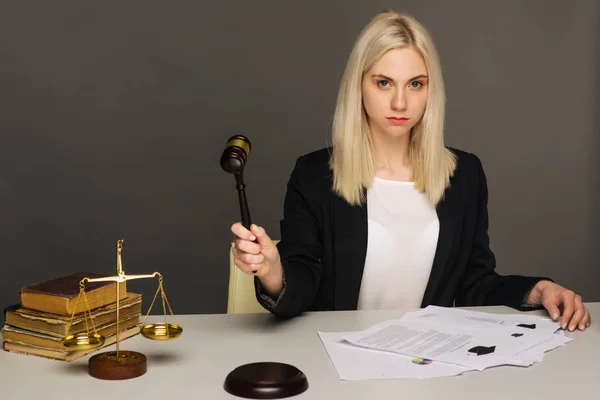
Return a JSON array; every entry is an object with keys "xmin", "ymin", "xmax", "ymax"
[
  {"xmin": 235, "ymin": 172, "xmax": 253, "ymax": 232},
  {"xmin": 238, "ymin": 187, "xmax": 252, "ymax": 231},
  {"xmin": 235, "ymin": 172, "xmax": 257, "ymax": 273}
]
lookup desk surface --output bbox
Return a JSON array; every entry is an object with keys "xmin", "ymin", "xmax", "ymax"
[{"xmin": 1, "ymin": 303, "xmax": 599, "ymax": 399}]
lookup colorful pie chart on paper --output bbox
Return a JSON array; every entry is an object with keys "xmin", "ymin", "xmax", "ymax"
[{"xmin": 411, "ymin": 358, "xmax": 433, "ymax": 365}]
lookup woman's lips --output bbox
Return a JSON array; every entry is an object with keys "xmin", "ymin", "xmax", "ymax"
[{"xmin": 387, "ymin": 117, "xmax": 409, "ymax": 125}]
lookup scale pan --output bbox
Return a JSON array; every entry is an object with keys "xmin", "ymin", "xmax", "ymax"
[
  {"xmin": 140, "ymin": 323, "xmax": 182, "ymax": 340},
  {"xmin": 62, "ymin": 332, "xmax": 105, "ymax": 350}
]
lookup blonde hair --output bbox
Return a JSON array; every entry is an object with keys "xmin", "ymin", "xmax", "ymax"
[{"xmin": 329, "ymin": 9, "xmax": 456, "ymax": 206}]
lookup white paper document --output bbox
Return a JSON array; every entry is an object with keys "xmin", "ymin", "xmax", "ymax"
[
  {"xmin": 341, "ymin": 317, "xmax": 570, "ymax": 370},
  {"xmin": 318, "ymin": 331, "xmax": 474, "ymax": 380},
  {"xmin": 319, "ymin": 306, "xmax": 572, "ymax": 380}
]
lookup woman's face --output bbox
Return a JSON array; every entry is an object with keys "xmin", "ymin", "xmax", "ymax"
[{"xmin": 361, "ymin": 46, "xmax": 429, "ymax": 141}]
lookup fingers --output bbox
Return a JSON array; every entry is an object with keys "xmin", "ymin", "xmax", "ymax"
[
  {"xmin": 580, "ymin": 309, "xmax": 591, "ymax": 331},
  {"xmin": 231, "ymin": 221, "xmax": 261, "ymax": 259},
  {"xmin": 231, "ymin": 222, "xmax": 274, "ymax": 247},
  {"xmin": 233, "ymin": 236, "xmax": 261, "ymax": 256},
  {"xmin": 576, "ymin": 307, "xmax": 591, "ymax": 331},
  {"xmin": 566, "ymin": 294, "xmax": 585, "ymax": 331},
  {"xmin": 232, "ymin": 245, "xmax": 264, "ymax": 265},
  {"xmin": 231, "ymin": 222, "xmax": 256, "ymax": 242},
  {"xmin": 542, "ymin": 298, "xmax": 561, "ymax": 321},
  {"xmin": 233, "ymin": 258, "xmax": 262, "ymax": 275},
  {"xmin": 233, "ymin": 256, "xmax": 273, "ymax": 278},
  {"xmin": 539, "ymin": 284, "xmax": 590, "ymax": 332},
  {"xmin": 250, "ymin": 224, "xmax": 273, "ymax": 247},
  {"xmin": 558, "ymin": 291, "xmax": 575, "ymax": 330},
  {"xmin": 231, "ymin": 222, "xmax": 276, "ymax": 276}
]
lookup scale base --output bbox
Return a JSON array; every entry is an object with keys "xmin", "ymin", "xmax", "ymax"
[
  {"xmin": 224, "ymin": 361, "xmax": 308, "ymax": 399},
  {"xmin": 88, "ymin": 350, "xmax": 147, "ymax": 380}
]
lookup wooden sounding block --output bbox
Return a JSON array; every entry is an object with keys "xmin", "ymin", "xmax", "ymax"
[{"xmin": 88, "ymin": 350, "xmax": 147, "ymax": 380}]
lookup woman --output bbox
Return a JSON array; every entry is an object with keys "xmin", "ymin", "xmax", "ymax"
[{"xmin": 230, "ymin": 10, "xmax": 591, "ymax": 330}]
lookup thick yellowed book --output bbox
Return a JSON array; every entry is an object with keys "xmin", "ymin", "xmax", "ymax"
[
  {"xmin": 2, "ymin": 316, "xmax": 140, "ymax": 350},
  {"xmin": 5, "ymin": 293, "xmax": 142, "ymax": 337},
  {"xmin": 2, "ymin": 324, "xmax": 141, "ymax": 362}
]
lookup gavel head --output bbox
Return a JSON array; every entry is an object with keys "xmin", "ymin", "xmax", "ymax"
[{"xmin": 220, "ymin": 135, "xmax": 251, "ymax": 174}]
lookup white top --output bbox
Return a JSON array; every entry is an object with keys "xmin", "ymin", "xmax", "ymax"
[{"xmin": 357, "ymin": 177, "xmax": 440, "ymax": 310}]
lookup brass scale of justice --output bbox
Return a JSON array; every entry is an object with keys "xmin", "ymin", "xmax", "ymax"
[
  {"xmin": 58, "ymin": 135, "xmax": 308, "ymax": 398},
  {"xmin": 60, "ymin": 239, "xmax": 182, "ymax": 380}
]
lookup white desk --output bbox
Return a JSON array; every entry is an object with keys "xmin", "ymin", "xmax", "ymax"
[{"xmin": 1, "ymin": 303, "xmax": 599, "ymax": 399}]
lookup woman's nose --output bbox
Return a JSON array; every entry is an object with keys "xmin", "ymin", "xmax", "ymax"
[{"xmin": 391, "ymin": 89, "xmax": 407, "ymax": 111}]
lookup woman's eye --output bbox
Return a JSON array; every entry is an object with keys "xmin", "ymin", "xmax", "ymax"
[
  {"xmin": 377, "ymin": 80, "xmax": 390, "ymax": 88},
  {"xmin": 410, "ymin": 81, "xmax": 423, "ymax": 89}
]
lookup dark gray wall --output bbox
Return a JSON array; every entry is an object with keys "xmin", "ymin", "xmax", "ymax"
[{"xmin": 1, "ymin": 1, "xmax": 598, "ymax": 323}]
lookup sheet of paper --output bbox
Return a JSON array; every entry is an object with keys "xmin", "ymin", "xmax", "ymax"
[
  {"xmin": 318, "ymin": 331, "xmax": 474, "ymax": 380},
  {"xmin": 341, "ymin": 317, "xmax": 571, "ymax": 371},
  {"xmin": 400, "ymin": 306, "xmax": 567, "ymax": 362},
  {"xmin": 402, "ymin": 305, "xmax": 561, "ymax": 336}
]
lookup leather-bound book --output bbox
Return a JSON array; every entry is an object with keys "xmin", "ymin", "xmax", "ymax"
[{"xmin": 19, "ymin": 272, "xmax": 127, "ymax": 315}]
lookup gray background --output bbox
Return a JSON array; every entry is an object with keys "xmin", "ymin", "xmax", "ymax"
[{"xmin": 1, "ymin": 1, "xmax": 598, "ymax": 323}]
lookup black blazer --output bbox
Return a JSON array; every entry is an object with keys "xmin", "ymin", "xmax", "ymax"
[{"xmin": 256, "ymin": 147, "xmax": 549, "ymax": 317}]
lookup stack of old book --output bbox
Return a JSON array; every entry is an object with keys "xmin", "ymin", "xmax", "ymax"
[{"xmin": 1, "ymin": 272, "xmax": 142, "ymax": 361}]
